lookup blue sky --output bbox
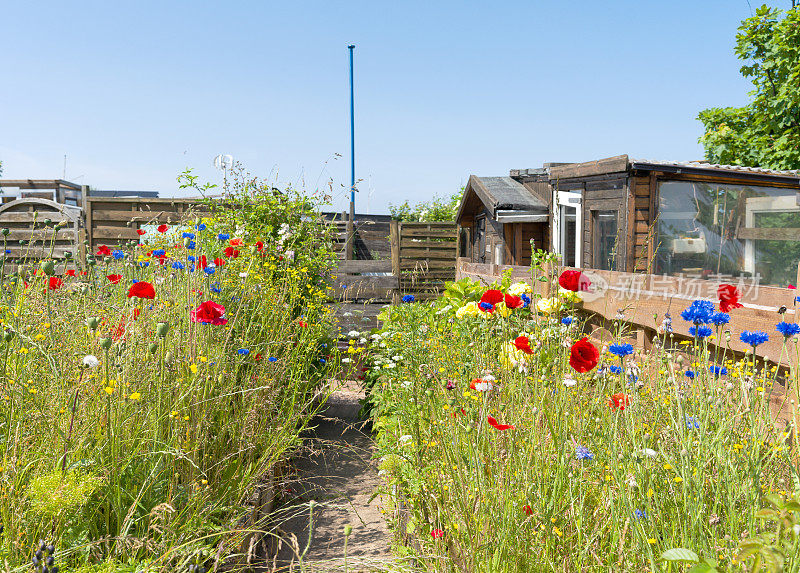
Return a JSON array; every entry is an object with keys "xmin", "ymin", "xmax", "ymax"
[{"xmin": 0, "ymin": 1, "xmax": 768, "ymax": 213}]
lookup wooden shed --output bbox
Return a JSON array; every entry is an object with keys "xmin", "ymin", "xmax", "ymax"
[
  {"xmin": 456, "ymin": 174, "xmax": 549, "ymax": 266},
  {"xmin": 459, "ymin": 155, "xmax": 800, "ymax": 285}
]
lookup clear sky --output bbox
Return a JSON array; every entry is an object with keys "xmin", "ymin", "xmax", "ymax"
[{"xmin": 0, "ymin": 0, "xmax": 772, "ymax": 214}]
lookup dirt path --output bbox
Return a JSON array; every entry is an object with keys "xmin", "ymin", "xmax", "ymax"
[{"xmin": 265, "ymin": 386, "xmax": 400, "ymax": 572}]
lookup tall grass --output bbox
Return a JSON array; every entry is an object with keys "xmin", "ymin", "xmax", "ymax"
[
  {"xmin": 0, "ymin": 175, "xmax": 339, "ymax": 571},
  {"xmin": 367, "ymin": 263, "xmax": 800, "ymax": 572}
]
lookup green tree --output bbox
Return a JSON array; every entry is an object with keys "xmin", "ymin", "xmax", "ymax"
[
  {"xmin": 697, "ymin": 5, "xmax": 800, "ymax": 169},
  {"xmin": 389, "ymin": 190, "xmax": 462, "ymax": 221}
]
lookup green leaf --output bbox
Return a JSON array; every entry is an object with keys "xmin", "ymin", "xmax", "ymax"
[
  {"xmin": 661, "ymin": 548, "xmax": 700, "ymax": 563},
  {"xmin": 686, "ymin": 564, "xmax": 711, "ymax": 573}
]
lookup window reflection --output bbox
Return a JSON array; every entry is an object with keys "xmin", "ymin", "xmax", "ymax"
[{"xmin": 656, "ymin": 181, "xmax": 799, "ymax": 286}]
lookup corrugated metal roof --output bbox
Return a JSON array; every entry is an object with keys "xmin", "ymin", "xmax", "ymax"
[
  {"xmin": 476, "ymin": 176, "xmax": 547, "ymax": 212},
  {"xmin": 631, "ymin": 159, "xmax": 800, "ymax": 177}
]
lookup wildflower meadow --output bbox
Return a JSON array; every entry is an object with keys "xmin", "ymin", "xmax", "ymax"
[
  {"xmin": 366, "ymin": 253, "xmax": 800, "ymax": 572},
  {"xmin": 0, "ymin": 174, "xmax": 339, "ymax": 572}
]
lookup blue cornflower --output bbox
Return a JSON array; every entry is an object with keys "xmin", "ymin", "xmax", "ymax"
[
  {"xmin": 211, "ymin": 282, "xmax": 221, "ymax": 293},
  {"xmin": 685, "ymin": 370, "xmax": 695, "ymax": 379},
  {"xmin": 237, "ymin": 348, "xmax": 250, "ymax": 355},
  {"xmin": 680, "ymin": 300, "xmax": 715, "ymax": 325},
  {"xmin": 562, "ymin": 316, "xmax": 573, "ymax": 326},
  {"xmin": 189, "ymin": 265, "xmax": 196, "ymax": 272},
  {"xmin": 776, "ymin": 322, "xmax": 800, "ymax": 338},
  {"xmin": 520, "ymin": 293, "xmax": 531, "ymax": 308},
  {"xmin": 685, "ymin": 415, "xmax": 700, "ymax": 430},
  {"xmin": 662, "ymin": 312, "xmax": 673, "ymax": 333},
  {"xmin": 182, "ymin": 232, "xmax": 195, "ymax": 239},
  {"xmin": 402, "ymin": 294, "xmax": 415, "ymax": 303},
  {"xmin": 187, "ymin": 241, "xmax": 196, "ymax": 250},
  {"xmin": 138, "ymin": 261, "xmax": 150, "ymax": 268},
  {"xmin": 3, "ymin": 250, "xmax": 9, "ymax": 255},
  {"xmin": 319, "ymin": 358, "xmax": 327, "ymax": 364},
  {"xmin": 132, "ymin": 279, "xmax": 139, "ymax": 283},
  {"xmin": 689, "ymin": 325, "xmax": 713, "ymax": 338},
  {"xmin": 479, "ymin": 302, "xmax": 494, "ymax": 311},
  {"xmin": 172, "ymin": 261, "xmax": 185, "ymax": 270},
  {"xmin": 187, "ymin": 255, "xmax": 196, "ymax": 262},
  {"xmin": 609, "ymin": 343, "xmax": 633, "ymax": 357},
  {"xmin": 575, "ymin": 445, "xmax": 594, "ymax": 460},
  {"xmin": 218, "ymin": 233, "xmax": 230, "ymax": 241},
  {"xmin": 627, "ymin": 371, "xmax": 638, "ymax": 385},
  {"xmin": 268, "ymin": 357, "xmax": 278, "ymax": 362},
  {"xmin": 710, "ymin": 365, "xmax": 728, "ymax": 377},
  {"xmin": 112, "ymin": 249, "xmax": 124, "ymax": 260},
  {"xmin": 633, "ymin": 509, "xmax": 647, "ymax": 520},
  {"xmin": 610, "ymin": 365, "xmax": 622, "ymax": 374},
  {"xmin": 710, "ymin": 312, "xmax": 730, "ymax": 326},
  {"xmin": 196, "ymin": 223, "xmax": 207, "ymax": 231},
  {"xmin": 152, "ymin": 249, "xmax": 166, "ymax": 257},
  {"xmin": 203, "ymin": 265, "xmax": 216, "ymax": 275},
  {"xmin": 740, "ymin": 330, "xmax": 769, "ymax": 347}
]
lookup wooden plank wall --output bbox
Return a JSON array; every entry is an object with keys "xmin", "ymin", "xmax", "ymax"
[
  {"xmin": 86, "ymin": 197, "xmax": 210, "ymax": 253},
  {"xmin": 457, "ymin": 259, "xmax": 799, "ymax": 368},
  {"xmin": 632, "ymin": 174, "xmax": 654, "ymax": 272},
  {"xmin": 397, "ymin": 221, "xmax": 457, "ymax": 299}
]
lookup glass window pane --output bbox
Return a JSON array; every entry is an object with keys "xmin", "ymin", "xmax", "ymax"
[
  {"xmin": 594, "ymin": 210, "xmax": 617, "ymax": 271},
  {"xmin": 655, "ymin": 181, "xmax": 799, "ymax": 286}
]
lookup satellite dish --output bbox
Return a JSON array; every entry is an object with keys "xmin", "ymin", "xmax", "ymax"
[{"xmin": 213, "ymin": 154, "xmax": 234, "ymax": 170}]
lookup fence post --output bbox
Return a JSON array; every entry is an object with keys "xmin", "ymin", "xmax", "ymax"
[
  {"xmin": 390, "ymin": 220, "xmax": 401, "ymax": 305},
  {"xmin": 80, "ymin": 186, "xmax": 90, "ymax": 267},
  {"xmin": 345, "ymin": 211, "xmax": 354, "ymax": 261}
]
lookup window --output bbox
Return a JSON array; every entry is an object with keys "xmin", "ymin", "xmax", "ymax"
[
  {"xmin": 474, "ymin": 216, "xmax": 486, "ymax": 263},
  {"xmin": 593, "ymin": 210, "xmax": 618, "ymax": 271},
  {"xmin": 655, "ymin": 181, "xmax": 799, "ymax": 286}
]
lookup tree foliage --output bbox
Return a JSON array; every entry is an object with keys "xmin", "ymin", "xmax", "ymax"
[
  {"xmin": 389, "ymin": 190, "xmax": 462, "ymax": 222},
  {"xmin": 697, "ymin": 5, "xmax": 800, "ymax": 169}
]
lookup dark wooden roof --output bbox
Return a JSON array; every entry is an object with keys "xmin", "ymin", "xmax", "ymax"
[{"xmin": 456, "ymin": 175, "xmax": 547, "ymax": 222}]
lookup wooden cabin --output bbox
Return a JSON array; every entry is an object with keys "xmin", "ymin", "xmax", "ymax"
[
  {"xmin": 456, "ymin": 174, "xmax": 549, "ymax": 266},
  {"xmin": 458, "ymin": 155, "xmax": 800, "ymax": 285}
]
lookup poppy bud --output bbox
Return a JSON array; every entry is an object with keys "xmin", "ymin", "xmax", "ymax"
[
  {"xmin": 3, "ymin": 331, "xmax": 13, "ymax": 342},
  {"xmin": 44, "ymin": 219, "xmax": 52, "ymax": 226},
  {"xmin": 98, "ymin": 338, "xmax": 112, "ymax": 350},
  {"xmin": 64, "ymin": 251, "xmax": 72, "ymax": 259},
  {"xmin": 80, "ymin": 286, "xmax": 89, "ymax": 295},
  {"xmin": 344, "ymin": 524, "xmax": 352, "ymax": 536},
  {"xmin": 165, "ymin": 351, "xmax": 174, "ymax": 365},
  {"xmin": 147, "ymin": 343, "xmax": 158, "ymax": 354},
  {"xmin": 87, "ymin": 317, "xmax": 100, "ymax": 330},
  {"xmin": 156, "ymin": 323, "xmax": 169, "ymax": 338},
  {"xmin": 40, "ymin": 261, "xmax": 55, "ymax": 276},
  {"xmin": 0, "ymin": 228, "xmax": 8, "ymax": 236}
]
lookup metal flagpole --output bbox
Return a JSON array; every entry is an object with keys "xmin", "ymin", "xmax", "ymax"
[{"xmin": 347, "ymin": 44, "xmax": 356, "ymax": 259}]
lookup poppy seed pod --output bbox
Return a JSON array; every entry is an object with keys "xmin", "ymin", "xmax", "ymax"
[
  {"xmin": 98, "ymin": 338, "xmax": 112, "ymax": 350},
  {"xmin": 87, "ymin": 317, "xmax": 100, "ymax": 330},
  {"xmin": 43, "ymin": 219, "xmax": 52, "ymax": 226},
  {"xmin": 165, "ymin": 351, "xmax": 174, "ymax": 365},
  {"xmin": 148, "ymin": 342, "xmax": 159, "ymax": 354},
  {"xmin": 0, "ymin": 228, "xmax": 8, "ymax": 236},
  {"xmin": 40, "ymin": 261, "xmax": 55, "ymax": 276},
  {"xmin": 64, "ymin": 251, "xmax": 72, "ymax": 259},
  {"xmin": 156, "ymin": 323, "xmax": 169, "ymax": 338},
  {"xmin": 3, "ymin": 331, "xmax": 14, "ymax": 342}
]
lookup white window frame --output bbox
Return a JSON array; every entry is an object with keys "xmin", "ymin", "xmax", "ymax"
[
  {"xmin": 743, "ymin": 194, "xmax": 800, "ymax": 275},
  {"xmin": 553, "ymin": 190, "xmax": 582, "ymax": 267}
]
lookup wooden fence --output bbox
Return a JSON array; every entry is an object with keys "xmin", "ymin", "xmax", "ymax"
[
  {"xmin": 457, "ymin": 258, "xmax": 800, "ymax": 368},
  {"xmin": 391, "ymin": 221, "xmax": 458, "ymax": 300}
]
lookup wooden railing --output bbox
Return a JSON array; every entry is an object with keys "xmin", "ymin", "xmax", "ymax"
[{"xmin": 458, "ymin": 258, "xmax": 800, "ymax": 367}]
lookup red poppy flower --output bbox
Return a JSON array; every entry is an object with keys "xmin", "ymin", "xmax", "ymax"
[
  {"xmin": 48, "ymin": 277, "xmax": 63, "ymax": 291},
  {"xmin": 111, "ymin": 322, "xmax": 127, "ymax": 341},
  {"xmin": 487, "ymin": 415, "xmax": 515, "ymax": 431},
  {"xmin": 569, "ymin": 337, "xmax": 599, "ymax": 373},
  {"xmin": 191, "ymin": 300, "xmax": 228, "ymax": 325},
  {"xmin": 522, "ymin": 505, "xmax": 534, "ymax": 516},
  {"xmin": 96, "ymin": 245, "xmax": 111, "ymax": 257},
  {"xmin": 504, "ymin": 294, "xmax": 524, "ymax": 309},
  {"xmin": 789, "ymin": 285, "xmax": 797, "ymax": 290},
  {"xmin": 157, "ymin": 224, "xmax": 168, "ymax": 233},
  {"xmin": 255, "ymin": 241, "xmax": 264, "ymax": 252},
  {"xmin": 224, "ymin": 246, "xmax": 240, "ymax": 258},
  {"xmin": 559, "ymin": 270, "xmax": 591, "ymax": 292},
  {"xmin": 718, "ymin": 284, "xmax": 743, "ymax": 313},
  {"xmin": 431, "ymin": 529, "xmax": 445, "ymax": 539},
  {"xmin": 297, "ymin": 319, "xmax": 308, "ymax": 328},
  {"xmin": 608, "ymin": 393, "xmax": 631, "ymax": 411},
  {"xmin": 66, "ymin": 270, "xmax": 76, "ymax": 277},
  {"xmin": 127, "ymin": 281, "xmax": 156, "ymax": 299},
  {"xmin": 132, "ymin": 308, "xmax": 141, "ymax": 320},
  {"xmin": 197, "ymin": 255, "xmax": 207, "ymax": 269},
  {"xmin": 136, "ymin": 229, "xmax": 146, "ymax": 236},
  {"xmin": 230, "ymin": 238, "xmax": 243, "ymax": 246},
  {"xmin": 513, "ymin": 335, "xmax": 533, "ymax": 355},
  {"xmin": 213, "ymin": 257, "xmax": 226, "ymax": 266},
  {"xmin": 480, "ymin": 289, "xmax": 504, "ymax": 306},
  {"xmin": 106, "ymin": 274, "xmax": 122, "ymax": 284}
]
